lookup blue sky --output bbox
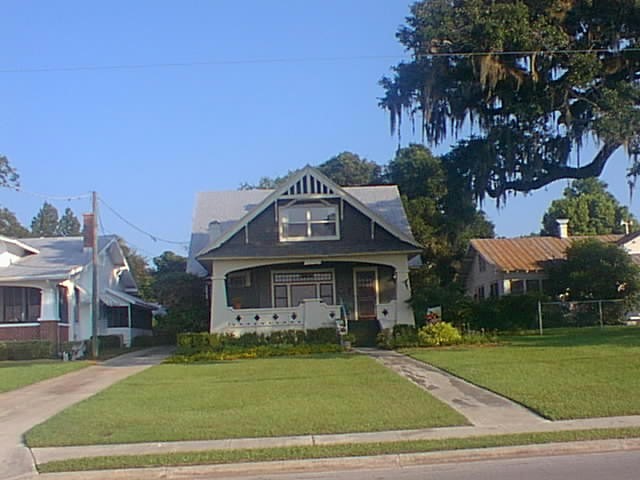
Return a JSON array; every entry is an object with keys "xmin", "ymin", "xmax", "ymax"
[{"xmin": 0, "ymin": 1, "xmax": 635, "ymax": 260}]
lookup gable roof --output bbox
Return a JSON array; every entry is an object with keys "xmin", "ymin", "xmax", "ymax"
[
  {"xmin": 469, "ymin": 235, "xmax": 623, "ymax": 273},
  {"xmin": 188, "ymin": 167, "xmax": 420, "ymax": 272},
  {"xmin": 0, "ymin": 235, "xmax": 119, "ymax": 281}
]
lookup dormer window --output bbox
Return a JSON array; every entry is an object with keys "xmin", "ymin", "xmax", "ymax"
[{"xmin": 279, "ymin": 203, "xmax": 339, "ymax": 241}]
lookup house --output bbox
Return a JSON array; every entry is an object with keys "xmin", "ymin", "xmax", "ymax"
[
  {"xmin": 464, "ymin": 220, "xmax": 623, "ymax": 299},
  {"xmin": 187, "ymin": 166, "xmax": 422, "ymax": 336},
  {"xmin": 0, "ymin": 227, "xmax": 155, "ymax": 348}
]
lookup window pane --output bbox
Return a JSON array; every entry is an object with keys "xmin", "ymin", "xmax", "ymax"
[
  {"xmin": 284, "ymin": 223, "xmax": 307, "ymax": 238},
  {"xmin": 284, "ymin": 208, "xmax": 307, "ymax": 223},
  {"xmin": 510, "ymin": 280, "xmax": 525, "ymax": 295},
  {"xmin": 526, "ymin": 279, "xmax": 540, "ymax": 292},
  {"xmin": 319, "ymin": 283, "xmax": 334, "ymax": 305},
  {"xmin": 310, "ymin": 207, "xmax": 336, "ymax": 222},
  {"xmin": 310, "ymin": 223, "xmax": 336, "ymax": 237},
  {"xmin": 274, "ymin": 285, "xmax": 288, "ymax": 307},
  {"xmin": 290, "ymin": 284, "xmax": 317, "ymax": 306}
]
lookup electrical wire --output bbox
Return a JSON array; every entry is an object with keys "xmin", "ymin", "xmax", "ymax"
[
  {"xmin": 10, "ymin": 187, "xmax": 91, "ymax": 201},
  {"xmin": 0, "ymin": 48, "xmax": 638, "ymax": 74},
  {"xmin": 98, "ymin": 196, "xmax": 189, "ymax": 246}
]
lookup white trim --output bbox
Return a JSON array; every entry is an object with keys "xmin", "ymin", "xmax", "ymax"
[
  {"xmin": 278, "ymin": 202, "xmax": 340, "ymax": 242},
  {"xmin": 271, "ymin": 268, "xmax": 336, "ymax": 308},
  {"xmin": 0, "ymin": 322, "xmax": 39, "ymax": 327},
  {"xmin": 353, "ymin": 267, "xmax": 379, "ymax": 320}
]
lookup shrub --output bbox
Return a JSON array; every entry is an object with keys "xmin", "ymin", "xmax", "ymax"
[
  {"xmin": 4, "ymin": 341, "xmax": 53, "ymax": 360},
  {"xmin": 376, "ymin": 325, "xmax": 420, "ymax": 349},
  {"xmin": 418, "ymin": 322, "xmax": 462, "ymax": 347},
  {"xmin": 0, "ymin": 342, "xmax": 8, "ymax": 361},
  {"xmin": 467, "ymin": 294, "xmax": 545, "ymax": 331},
  {"xmin": 165, "ymin": 343, "xmax": 343, "ymax": 363},
  {"xmin": 305, "ymin": 328, "xmax": 339, "ymax": 344}
]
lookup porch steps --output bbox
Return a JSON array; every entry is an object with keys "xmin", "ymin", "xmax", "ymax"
[{"xmin": 348, "ymin": 320, "xmax": 380, "ymax": 347}]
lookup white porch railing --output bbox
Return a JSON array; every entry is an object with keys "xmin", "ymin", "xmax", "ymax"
[
  {"xmin": 213, "ymin": 299, "xmax": 341, "ymax": 334},
  {"xmin": 376, "ymin": 300, "xmax": 398, "ymax": 330}
]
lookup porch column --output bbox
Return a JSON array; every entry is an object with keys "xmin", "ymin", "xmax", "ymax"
[
  {"xmin": 210, "ymin": 261, "xmax": 229, "ymax": 333},
  {"xmin": 395, "ymin": 267, "xmax": 414, "ymax": 326}
]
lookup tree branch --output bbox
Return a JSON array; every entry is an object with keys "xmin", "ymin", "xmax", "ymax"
[{"xmin": 486, "ymin": 142, "xmax": 621, "ymax": 198}]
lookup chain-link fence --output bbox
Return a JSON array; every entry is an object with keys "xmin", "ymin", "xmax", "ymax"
[{"xmin": 537, "ymin": 299, "xmax": 628, "ymax": 333}]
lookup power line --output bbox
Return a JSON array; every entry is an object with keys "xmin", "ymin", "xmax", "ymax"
[
  {"xmin": 98, "ymin": 196, "xmax": 189, "ymax": 246},
  {"xmin": 0, "ymin": 48, "xmax": 637, "ymax": 74},
  {"xmin": 9, "ymin": 187, "xmax": 91, "ymax": 202}
]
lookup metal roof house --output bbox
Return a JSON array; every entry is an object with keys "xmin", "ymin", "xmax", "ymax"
[
  {"xmin": 0, "ymin": 232, "xmax": 156, "ymax": 349},
  {"xmin": 463, "ymin": 220, "xmax": 623, "ymax": 299},
  {"xmin": 188, "ymin": 166, "xmax": 422, "ymax": 336}
]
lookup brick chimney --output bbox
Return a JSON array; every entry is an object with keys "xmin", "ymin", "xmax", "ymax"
[
  {"xmin": 83, "ymin": 213, "xmax": 95, "ymax": 248},
  {"xmin": 556, "ymin": 218, "xmax": 569, "ymax": 239}
]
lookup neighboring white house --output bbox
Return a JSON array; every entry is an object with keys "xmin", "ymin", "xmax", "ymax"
[
  {"xmin": 0, "ymin": 231, "xmax": 155, "ymax": 348},
  {"xmin": 187, "ymin": 166, "xmax": 422, "ymax": 338},
  {"xmin": 464, "ymin": 222, "xmax": 623, "ymax": 299}
]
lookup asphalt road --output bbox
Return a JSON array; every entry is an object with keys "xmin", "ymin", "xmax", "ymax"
[{"xmin": 221, "ymin": 450, "xmax": 640, "ymax": 480}]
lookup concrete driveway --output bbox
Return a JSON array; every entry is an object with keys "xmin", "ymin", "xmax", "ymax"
[{"xmin": 0, "ymin": 346, "xmax": 173, "ymax": 480}]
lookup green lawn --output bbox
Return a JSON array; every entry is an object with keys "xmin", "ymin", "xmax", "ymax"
[
  {"xmin": 0, "ymin": 360, "xmax": 88, "ymax": 394},
  {"xmin": 37, "ymin": 427, "xmax": 640, "ymax": 472},
  {"xmin": 407, "ymin": 326, "xmax": 640, "ymax": 420},
  {"xmin": 26, "ymin": 354, "xmax": 467, "ymax": 447}
]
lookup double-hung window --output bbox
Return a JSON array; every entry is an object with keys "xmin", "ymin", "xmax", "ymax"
[
  {"xmin": 272, "ymin": 271, "xmax": 335, "ymax": 307},
  {"xmin": 279, "ymin": 203, "xmax": 339, "ymax": 241}
]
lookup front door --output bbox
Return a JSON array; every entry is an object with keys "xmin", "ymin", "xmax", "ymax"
[{"xmin": 354, "ymin": 269, "xmax": 377, "ymax": 320}]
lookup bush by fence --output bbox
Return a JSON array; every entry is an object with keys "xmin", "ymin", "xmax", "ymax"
[{"xmin": 376, "ymin": 323, "xmax": 496, "ymax": 349}]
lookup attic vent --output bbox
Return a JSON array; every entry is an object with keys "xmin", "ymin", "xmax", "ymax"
[{"xmin": 283, "ymin": 174, "xmax": 334, "ymax": 196}]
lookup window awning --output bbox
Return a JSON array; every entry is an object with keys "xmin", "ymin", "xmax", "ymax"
[{"xmin": 100, "ymin": 288, "xmax": 157, "ymax": 311}]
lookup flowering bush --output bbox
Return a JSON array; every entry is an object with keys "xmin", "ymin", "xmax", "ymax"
[{"xmin": 417, "ymin": 322, "xmax": 462, "ymax": 346}]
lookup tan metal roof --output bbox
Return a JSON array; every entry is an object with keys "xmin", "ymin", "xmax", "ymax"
[{"xmin": 470, "ymin": 235, "xmax": 623, "ymax": 273}]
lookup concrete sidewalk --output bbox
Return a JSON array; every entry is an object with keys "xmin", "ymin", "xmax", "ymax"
[{"xmin": 0, "ymin": 346, "xmax": 173, "ymax": 480}]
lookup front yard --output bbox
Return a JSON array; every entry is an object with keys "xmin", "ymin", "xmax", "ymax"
[
  {"xmin": 0, "ymin": 360, "xmax": 88, "ymax": 394},
  {"xmin": 26, "ymin": 354, "xmax": 467, "ymax": 447},
  {"xmin": 407, "ymin": 326, "xmax": 640, "ymax": 420}
]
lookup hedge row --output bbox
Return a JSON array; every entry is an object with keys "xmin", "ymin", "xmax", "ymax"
[
  {"xmin": 166, "ymin": 343, "xmax": 344, "ymax": 363},
  {"xmin": 0, "ymin": 341, "xmax": 53, "ymax": 361},
  {"xmin": 376, "ymin": 323, "xmax": 498, "ymax": 349},
  {"xmin": 176, "ymin": 328, "xmax": 338, "ymax": 354}
]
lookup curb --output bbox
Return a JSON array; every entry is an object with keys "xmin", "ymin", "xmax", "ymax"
[{"xmin": 36, "ymin": 437, "xmax": 640, "ymax": 479}]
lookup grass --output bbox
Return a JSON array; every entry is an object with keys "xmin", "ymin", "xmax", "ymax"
[
  {"xmin": 26, "ymin": 354, "xmax": 466, "ymax": 447},
  {"xmin": 37, "ymin": 427, "xmax": 640, "ymax": 472},
  {"xmin": 0, "ymin": 360, "xmax": 88, "ymax": 393},
  {"xmin": 407, "ymin": 326, "xmax": 640, "ymax": 420}
]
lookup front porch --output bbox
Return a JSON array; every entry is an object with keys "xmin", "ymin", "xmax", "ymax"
[{"xmin": 209, "ymin": 256, "xmax": 414, "ymax": 335}]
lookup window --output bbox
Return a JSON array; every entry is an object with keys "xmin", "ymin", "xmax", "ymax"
[
  {"xmin": 279, "ymin": 203, "xmax": 339, "ymax": 241},
  {"xmin": 272, "ymin": 271, "xmax": 335, "ymax": 307},
  {"xmin": 489, "ymin": 282, "xmax": 499, "ymax": 298},
  {"xmin": 510, "ymin": 279, "xmax": 525, "ymax": 295},
  {"xmin": 478, "ymin": 256, "xmax": 487, "ymax": 272},
  {"xmin": 526, "ymin": 279, "xmax": 541, "ymax": 293},
  {"xmin": 1, "ymin": 287, "xmax": 41, "ymax": 323},
  {"xmin": 477, "ymin": 286, "xmax": 485, "ymax": 300},
  {"xmin": 58, "ymin": 285, "xmax": 69, "ymax": 323},
  {"xmin": 228, "ymin": 271, "xmax": 251, "ymax": 288}
]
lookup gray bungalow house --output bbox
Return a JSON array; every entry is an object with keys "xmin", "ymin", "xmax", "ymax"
[{"xmin": 188, "ymin": 166, "xmax": 421, "ymax": 336}]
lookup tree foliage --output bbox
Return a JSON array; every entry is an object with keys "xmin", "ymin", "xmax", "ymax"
[
  {"xmin": 381, "ymin": 0, "xmax": 640, "ymax": 202},
  {"xmin": 56, "ymin": 207, "xmax": 81, "ymax": 236},
  {"xmin": 30, "ymin": 202, "xmax": 59, "ymax": 237},
  {"xmin": 118, "ymin": 239, "xmax": 154, "ymax": 299},
  {"xmin": 0, "ymin": 207, "xmax": 29, "ymax": 237},
  {"xmin": 0, "ymin": 155, "xmax": 19, "ymax": 188},
  {"xmin": 547, "ymin": 239, "xmax": 640, "ymax": 300},
  {"xmin": 317, "ymin": 152, "xmax": 382, "ymax": 186},
  {"xmin": 153, "ymin": 250, "xmax": 187, "ymax": 275},
  {"xmin": 541, "ymin": 178, "xmax": 637, "ymax": 235},
  {"xmin": 387, "ymin": 144, "xmax": 494, "ymax": 285}
]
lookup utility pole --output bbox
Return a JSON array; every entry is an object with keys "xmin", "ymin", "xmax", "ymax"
[{"xmin": 91, "ymin": 191, "xmax": 99, "ymax": 358}]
